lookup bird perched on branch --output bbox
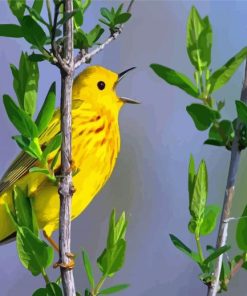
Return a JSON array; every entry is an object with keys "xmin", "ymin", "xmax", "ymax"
[{"xmin": 0, "ymin": 65, "xmax": 138, "ymax": 254}]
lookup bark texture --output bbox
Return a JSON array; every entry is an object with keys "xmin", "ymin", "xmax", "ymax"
[{"xmin": 58, "ymin": 1, "xmax": 75, "ymax": 295}]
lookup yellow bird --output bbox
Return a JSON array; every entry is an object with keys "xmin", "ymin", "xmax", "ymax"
[{"xmin": 0, "ymin": 65, "xmax": 138, "ymax": 247}]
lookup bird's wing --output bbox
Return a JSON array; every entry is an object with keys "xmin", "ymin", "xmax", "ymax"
[{"xmin": 0, "ymin": 109, "xmax": 61, "ymax": 194}]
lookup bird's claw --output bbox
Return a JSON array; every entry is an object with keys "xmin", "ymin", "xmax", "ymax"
[{"xmin": 53, "ymin": 252, "xmax": 75, "ymax": 270}]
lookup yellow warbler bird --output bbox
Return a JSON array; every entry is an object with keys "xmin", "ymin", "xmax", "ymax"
[{"xmin": 0, "ymin": 65, "xmax": 138, "ymax": 246}]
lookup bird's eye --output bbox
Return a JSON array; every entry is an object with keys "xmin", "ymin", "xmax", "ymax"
[{"xmin": 97, "ymin": 81, "xmax": 105, "ymax": 90}]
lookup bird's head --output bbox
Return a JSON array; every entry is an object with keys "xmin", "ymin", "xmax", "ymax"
[{"xmin": 72, "ymin": 65, "xmax": 139, "ymax": 114}]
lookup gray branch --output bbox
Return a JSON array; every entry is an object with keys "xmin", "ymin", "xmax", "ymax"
[
  {"xmin": 58, "ymin": 0, "xmax": 75, "ymax": 295},
  {"xmin": 55, "ymin": 1, "xmax": 135, "ymax": 295},
  {"xmin": 207, "ymin": 59, "xmax": 247, "ymax": 296}
]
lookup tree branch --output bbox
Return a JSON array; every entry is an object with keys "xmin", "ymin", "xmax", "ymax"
[
  {"xmin": 58, "ymin": 0, "xmax": 75, "ymax": 295},
  {"xmin": 51, "ymin": 1, "xmax": 71, "ymax": 73},
  {"xmin": 207, "ymin": 59, "xmax": 247, "ymax": 296},
  {"xmin": 74, "ymin": 0, "xmax": 135, "ymax": 69}
]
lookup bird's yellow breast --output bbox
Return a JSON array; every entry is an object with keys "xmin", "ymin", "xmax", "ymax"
[{"xmin": 0, "ymin": 100, "xmax": 121, "ymax": 239}]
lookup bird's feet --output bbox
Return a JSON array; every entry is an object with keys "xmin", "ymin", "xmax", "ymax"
[{"xmin": 53, "ymin": 252, "xmax": 75, "ymax": 270}]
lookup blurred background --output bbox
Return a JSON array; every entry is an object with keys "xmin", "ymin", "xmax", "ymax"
[{"xmin": 1, "ymin": 0, "xmax": 247, "ymax": 295}]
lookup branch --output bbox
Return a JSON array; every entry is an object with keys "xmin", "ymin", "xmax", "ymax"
[
  {"xmin": 74, "ymin": 0, "xmax": 135, "ymax": 69},
  {"xmin": 58, "ymin": 0, "xmax": 75, "ymax": 295},
  {"xmin": 51, "ymin": 1, "xmax": 71, "ymax": 73},
  {"xmin": 207, "ymin": 59, "xmax": 247, "ymax": 296}
]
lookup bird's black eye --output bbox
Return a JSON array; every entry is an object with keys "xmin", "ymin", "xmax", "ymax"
[{"xmin": 97, "ymin": 81, "xmax": 105, "ymax": 90}]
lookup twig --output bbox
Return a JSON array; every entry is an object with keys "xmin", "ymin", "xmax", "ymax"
[
  {"xmin": 58, "ymin": 0, "xmax": 75, "ymax": 295},
  {"xmin": 230, "ymin": 257, "xmax": 244, "ymax": 279},
  {"xmin": 51, "ymin": 1, "xmax": 71, "ymax": 73},
  {"xmin": 74, "ymin": 0, "xmax": 135, "ymax": 69},
  {"xmin": 207, "ymin": 59, "xmax": 247, "ymax": 296}
]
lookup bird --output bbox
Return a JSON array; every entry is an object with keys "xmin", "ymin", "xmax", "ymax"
[{"xmin": 0, "ymin": 65, "xmax": 139, "ymax": 253}]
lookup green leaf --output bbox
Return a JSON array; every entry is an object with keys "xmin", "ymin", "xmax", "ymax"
[
  {"xmin": 22, "ymin": 57, "xmax": 39, "ymax": 116},
  {"xmin": 73, "ymin": 0, "xmax": 91, "ymax": 28},
  {"xmin": 51, "ymin": 149, "xmax": 61, "ymax": 170},
  {"xmin": 36, "ymin": 82, "xmax": 56, "ymax": 135},
  {"xmin": 150, "ymin": 64, "xmax": 199, "ymax": 98},
  {"xmin": 99, "ymin": 19, "xmax": 110, "ymax": 27},
  {"xmin": 29, "ymin": 53, "xmax": 47, "ymax": 62},
  {"xmin": 209, "ymin": 120, "xmax": 234, "ymax": 142},
  {"xmin": 7, "ymin": 0, "xmax": 26, "ymax": 21},
  {"xmin": 73, "ymin": 0, "xmax": 83, "ymax": 27},
  {"xmin": 197, "ymin": 16, "xmax": 212, "ymax": 69},
  {"xmin": 188, "ymin": 155, "xmax": 196, "ymax": 215},
  {"xmin": 114, "ymin": 212, "xmax": 127, "ymax": 243},
  {"xmin": 236, "ymin": 100, "xmax": 247, "ymax": 124},
  {"xmin": 169, "ymin": 234, "xmax": 200, "ymax": 263},
  {"xmin": 100, "ymin": 8, "xmax": 113, "ymax": 22},
  {"xmin": 205, "ymin": 120, "xmax": 234, "ymax": 148},
  {"xmin": 188, "ymin": 218, "xmax": 197, "ymax": 234},
  {"xmin": 86, "ymin": 25, "xmax": 104, "ymax": 47},
  {"xmin": 209, "ymin": 47, "xmax": 247, "ymax": 93},
  {"xmin": 13, "ymin": 136, "xmax": 42, "ymax": 159},
  {"xmin": 84, "ymin": 290, "xmax": 90, "ymax": 296},
  {"xmin": 99, "ymin": 284, "xmax": 129, "ymax": 295},
  {"xmin": 16, "ymin": 226, "xmax": 54, "ymax": 276},
  {"xmin": 46, "ymin": 283, "xmax": 63, "ymax": 296},
  {"xmin": 42, "ymin": 133, "xmax": 62, "ymax": 161},
  {"xmin": 186, "ymin": 103, "xmax": 220, "ymax": 131},
  {"xmin": 11, "ymin": 52, "xmax": 39, "ymax": 116},
  {"xmin": 26, "ymin": 5, "xmax": 49, "ymax": 29},
  {"xmin": 12, "ymin": 186, "xmax": 33, "ymax": 231},
  {"xmin": 4, "ymin": 201, "xmax": 18, "ymax": 229},
  {"xmin": 106, "ymin": 209, "xmax": 127, "ymax": 249},
  {"xmin": 115, "ymin": 13, "xmax": 131, "ymax": 25},
  {"xmin": 203, "ymin": 245, "xmax": 231, "ymax": 265},
  {"xmin": 32, "ymin": 0, "xmax": 44, "ymax": 14},
  {"xmin": 30, "ymin": 198, "xmax": 39, "ymax": 237},
  {"xmin": 236, "ymin": 204, "xmax": 247, "ymax": 250},
  {"xmin": 0, "ymin": 24, "xmax": 23, "ymax": 38},
  {"xmin": 3, "ymin": 95, "xmax": 38, "ymax": 138},
  {"xmin": 74, "ymin": 29, "xmax": 88, "ymax": 49},
  {"xmin": 186, "ymin": 6, "xmax": 207, "ymax": 70},
  {"xmin": 204, "ymin": 139, "xmax": 225, "ymax": 147},
  {"xmin": 200, "ymin": 205, "xmax": 220, "ymax": 236},
  {"xmin": 21, "ymin": 15, "xmax": 47, "ymax": 49},
  {"xmin": 97, "ymin": 239, "xmax": 126, "ymax": 277},
  {"xmin": 190, "ymin": 160, "xmax": 208, "ymax": 221},
  {"xmin": 217, "ymin": 100, "xmax": 225, "ymax": 111},
  {"xmin": 82, "ymin": 249, "xmax": 95, "ymax": 289},
  {"xmin": 116, "ymin": 4, "xmax": 124, "ymax": 17},
  {"xmin": 107, "ymin": 209, "xmax": 116, "ymax": 249},
  {"xmin": 29, "ymin": 167, "xmax": 50, "ymax": 175}
]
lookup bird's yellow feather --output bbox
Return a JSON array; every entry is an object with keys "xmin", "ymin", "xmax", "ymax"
[{"xmin": 0, "ymin": 65, "xmax": 123, "ymax": 240}]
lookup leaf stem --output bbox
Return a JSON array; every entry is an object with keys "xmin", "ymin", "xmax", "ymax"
[
  {"xmin": 195, "ymin": 233, "xmax": 204, "ymax": 262},
  {"xmin": 93, "ymin": 275, "xmax": 107, "ymax": 295},
  {"xmin": 41, "ymin": 268, "xmax": 51, "ymax": 285},
  {"xmin": 199, "ymin": 70, "xmax": 205, "ymax": 95}
]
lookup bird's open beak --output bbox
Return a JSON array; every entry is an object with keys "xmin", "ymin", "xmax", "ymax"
[{"xmin": 118, "ymin": 67, "xmax": 140, "ymax": 104}]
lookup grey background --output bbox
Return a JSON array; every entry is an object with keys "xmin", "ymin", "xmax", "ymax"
[{"xmin": 1, "ymin": 0, "xmax": 247, "ymax": 295}]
